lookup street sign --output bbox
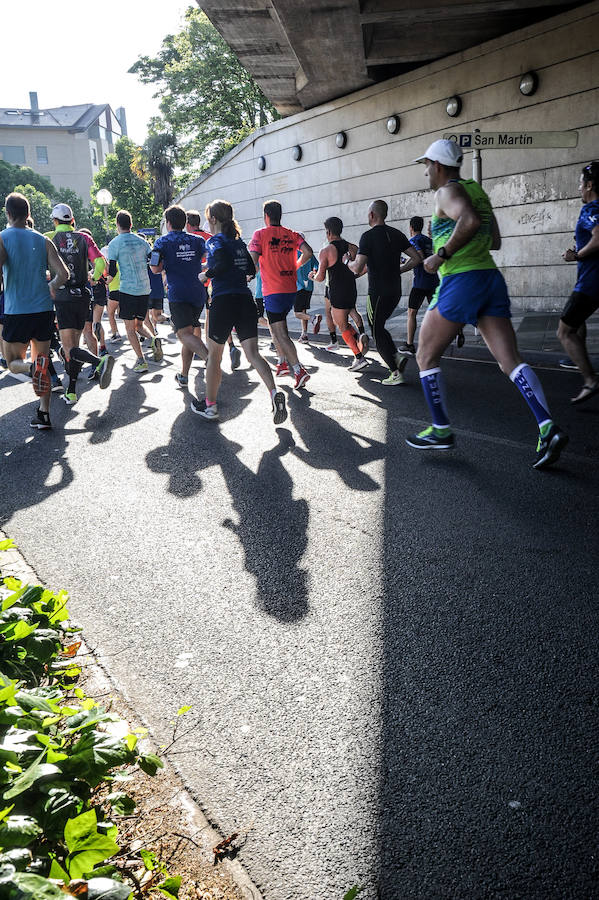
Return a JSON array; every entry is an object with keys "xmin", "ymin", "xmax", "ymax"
[
  {"xmin": 443, "ymin": 131, "xmax": 578, "ymax": 149},
  {"xmin": 137, "ymin": 228, "xmax": 157, "ymax": 236}
]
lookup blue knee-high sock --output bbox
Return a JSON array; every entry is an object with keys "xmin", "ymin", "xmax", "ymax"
[
  {"xmin": 420, "ymin": 367, "xmax": 450, "ymax": 429},
  {"xmin": 509, "ymin": 363, "xmax": 552, "ymax": 429}
]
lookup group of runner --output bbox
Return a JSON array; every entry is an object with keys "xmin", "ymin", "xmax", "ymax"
[{"xmin": 1, "ymin": 139, "xmax": 597, "ymax": 470}]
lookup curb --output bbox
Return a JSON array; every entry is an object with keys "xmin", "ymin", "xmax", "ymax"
[{"xmin": 0, "ymin": 530, "xmax": 264, "ymax": 900}]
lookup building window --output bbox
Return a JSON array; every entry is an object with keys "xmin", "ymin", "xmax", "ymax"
[
  {"xmin": 36, "ymin": 146, "xmax": 48, "ymax": 164},
  {"xmin": 91, "ymin": 146, "xmax": 98, "ymax": 166},
  {"xmin": 0, "ymin": 145, "xmax": 26, "ymax": 164}
]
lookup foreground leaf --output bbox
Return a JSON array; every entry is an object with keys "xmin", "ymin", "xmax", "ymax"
[
  {"xmin": 157, "ymin": 875, "xmax": 182, "ymax": 899},
  {"xmin": 0, "ymin": 815, "xmax": 42, "ymax": 849},
  {"xmin": 86, "ymin": 877, "xmax": 132, "ymax": 899}
]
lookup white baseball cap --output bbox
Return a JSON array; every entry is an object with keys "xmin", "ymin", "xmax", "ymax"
[
  {"xmin": 413, "ymin": 139, "xmax": 463, "ymax": 167},
  {"xmin": 51, "ymin": 203, "xmax": 74, "ymax": 222}
]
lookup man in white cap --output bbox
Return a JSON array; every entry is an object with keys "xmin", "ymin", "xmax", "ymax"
[
  {"xmin": 48, "ymin": 203, "xmax": 115, "ymax": 404},
  {"xmin": 405, "ymin": 139, "xmax": 567, "ymax": 470}
]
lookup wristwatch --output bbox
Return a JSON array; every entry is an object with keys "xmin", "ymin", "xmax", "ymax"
[{"xmin": 437, "ymin": 245, "xmax": 451, "ymax": 260}]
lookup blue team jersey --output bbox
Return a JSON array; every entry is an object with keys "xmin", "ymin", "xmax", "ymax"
[
  {"xmin": 154, "ymin": 231, "xmax": 206, "ymax": 306},
  {"xmin": 206, "ymin": 233, "xmax": 252, "ymax": 299},
  {"xmin": 148, "ymin": 267, "xmax": 164, "ymax": 299},
  {"xmin": 575, "ymin": 200, "xmax": 599, "ymax": 296},
  {"xmin": 410, "ymin": 232, "xmax": 439, "ymax": 291},
  {"xmin": 1, "ymin": 227, "xmax": 53, "ymax": 315}
]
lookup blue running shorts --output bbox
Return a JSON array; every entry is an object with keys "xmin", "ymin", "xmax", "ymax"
[{"xmin": 430, "ymin": 268, "xmax": 511, "ymax": 326}]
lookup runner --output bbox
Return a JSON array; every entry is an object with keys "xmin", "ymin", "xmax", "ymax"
[
  {"xmin": 151, "ymin": 205, "xmax": 209, "ymax": 387},
  {"xmin": 107, "ymin": 210, "xmax": 162, "ymax": 373},
  {"xmin": 323, "ymin": 282, "xmax": 366, "ymax": 352},
  {"xmin": 309, "ymin": 216, "xmax": 368, "ymax": 371},
  {"xmin": 48, "ymin": 204, "xmax": 115, "ymax": 404},
  {"xmin": 186, "ymin": 209, "xmax": 241, "ymax": 370},
  {"xmin": 398, "ymin": 216, "xmax": 439, "ymax": 356},
  {"xmin": 405, "ymin": 139, "xmax": 567, "ymax": 470},
  {"xmin": 557, "ymin": 161, "xmax": 599, "ymax": 404},
  {"xmin": 0, "ymin": 192, "xmax": 69, "ymax": 429},
  {"xmin": 103, "ymin": 245, "xmax": 122, "ymax": 343},
  {"xmin": 79, "ymin": 228, "xmax": 108, "ymax": 380},
  {"xmin": 349, "ymin": 200, "xmax": 421, "ymax": 384},
  {"xmin": 248, "ymin": 200, "xmax": 312, "ymax": 389},
  {"xmin": 191, "ymin": 199, "xmax": 287, "ymax": 424},
  {"xmin": 294, "ymin": 250, "xmax": 321, "ymax": 343}
]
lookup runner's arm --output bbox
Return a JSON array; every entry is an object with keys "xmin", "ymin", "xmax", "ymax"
[
  {"xmin": 309, "ymin": 246, "xmax": 332, "ymax": 283},
  {"xmin": 249, "ymin": 250, "xmax": 260, "ymax": 268},
  {"xmin": 107, "ymin": 260, "xmax": 117, "ymax": 282},
  {"xmin": 399, "ymin": 244, "xmax": 422, "ymax": 274},
  {"xmin": 45, "ymin": 237, "xmax": 69, "ymax": 298},
  {"xmin": 424, "ymin": 184, "xmax": 481, "ymax": 273},
  {"xmin": 349, "ymin": 252, "xmax": 367, "ymax": 276},
  {"xmin": 0, "ymin": 235, "xmax": 6, "ymax": 268},
  {"xmin": 490, "ymin": 214, "xmax": 501, "ymax": 251},
  {"xmin": 564, "ymin": 223, "xmax": 599, "ymax": 261},
  {"xmin": 297, "ymin": 239, "xmax": 313, "ymax": 269}
]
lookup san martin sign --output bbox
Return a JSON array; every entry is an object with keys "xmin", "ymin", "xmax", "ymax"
[{"xmin": 443, "ymin": 131, "xmax": 578, "ymax": 149}]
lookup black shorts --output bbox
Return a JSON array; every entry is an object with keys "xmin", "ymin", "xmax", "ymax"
[
  {"xmin": 560, "ymin": 290, "xmax": 599, "ymax": 329},
  {"xmin": 266, "ymin": 308, "xmax": 291, "ymax": 325},
  {"xmin": 148, "ymin": 296, "xmax": 164, "ymax": 311},
  {"xmin": 209, "ymin": 293, "xmax": 258, "ymax": 344},
  {"xmin": 119, "ymin": 292, "xmax": 149, "ymax": 321},
  {"xmin": 108, "ymin": 290, "xmax": 120, "ymax": 303},
  {"xmin": 255, "ymin": 297, "xmax": 264, "ymax": 319},
  {"xmin": 408, "ymin": 286, "xmax": 435, "ymax": 311},
  {"xmin": 55, "ymin": 299, "xmax": 89, "ymax": 332},
  {"xmin": 329, "ymin": 285, "xmax": 357, "ymax": 310},
  {"xmin": 170, "ymin": 301, "xmax": 203, "ymax": 332},
  {"xmin": 2, "ymin": 310, "xmax": 54, "ymax": 344},
  {"xmin": 92, "ymin": 295, "xmax": 107, "ymax": 308},
  {"xmin": 294, "ymin": 289, "xmax": 312, "ymax": 313}
]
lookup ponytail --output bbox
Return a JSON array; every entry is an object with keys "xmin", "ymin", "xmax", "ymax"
[
  {"xmin": 204, "ymin": 199, "xmax": 241, "ymax": 239},
  {"xmin": 582, "ymin": 162, "xmax": 599, "ymax": 192}
]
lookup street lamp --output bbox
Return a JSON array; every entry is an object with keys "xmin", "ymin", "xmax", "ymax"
[{"xmin": 96, "ymin": 188, "xmax": 113, "ymax": 242}]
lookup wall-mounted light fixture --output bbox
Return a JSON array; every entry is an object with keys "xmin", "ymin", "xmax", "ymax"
[
  {"xmin": 519, "ymin": 71, "xmax": 538, "ymax": 96},
  {"xmin": 386, "ymin": 115, "xmax": 400, "ymax": 135},
  {"xmin": 257, "ymin": 155, "xmax": 266, "ymax": 170},
  {"xmin": 446, "ymin": 96, "xmax": 462, "ymax": 117},
  {"xmin": 292, "ymin": 145, "xmax": 302, "ymax": 161},
  {"xmin": 335, "ymin": 131, "xmax": 347, "ymax": 149}
]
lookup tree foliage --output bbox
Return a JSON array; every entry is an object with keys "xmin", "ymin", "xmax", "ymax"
[
  {"xmin": 129, "ymin": 7, "xmax": 279, "ymax": 180},
  {"xmin": 91, "ymin": 137, "xmax": 162, "ymax": 234},
  {"xmin": 12, "ymin": 184, "xmax": 53, "ymax": 233},
  {"xmin": 0, "ymin": 160, "xmax": 55, "ymax": 201}
]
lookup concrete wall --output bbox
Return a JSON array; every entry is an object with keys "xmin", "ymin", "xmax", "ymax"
[
  {"xmin": 178, "ymin": 1, "xmax": 599, "ymax": 311},
  {"xmin": 0, "ymin": 128, "xmax": 99, "ymax": 202}
]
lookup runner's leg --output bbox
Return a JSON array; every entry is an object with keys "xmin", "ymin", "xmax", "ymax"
[{"xmin": 205, "ymin": 338, "xmax": 225, "ymax": 404}]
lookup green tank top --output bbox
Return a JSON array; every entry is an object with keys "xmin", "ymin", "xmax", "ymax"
[{"xmin": 431, "ymin": 179, "xmax": 496, "ymax": 276}]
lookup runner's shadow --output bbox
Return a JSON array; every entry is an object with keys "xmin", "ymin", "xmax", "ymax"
[{"xmin": 84, "ymin": 374, "xmax": 158, "ymax": 445}]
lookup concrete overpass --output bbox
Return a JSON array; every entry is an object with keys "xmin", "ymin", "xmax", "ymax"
[{"xmin": 197, "ymin": 0, "xmax": 585, "ymax": 114}]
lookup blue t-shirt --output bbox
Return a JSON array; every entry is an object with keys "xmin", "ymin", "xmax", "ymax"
[
  {"xmin": 296, "ymin": 254, "xmax": 318, "ymax": 291},
  {"xmin": 410, "ymin": 232, "xmax": 439, "ymax": 292},
  {"xmin": 575, "ymin": 200, "xmax": 599, "ymax": 296},
  {"xmin": 148, "ymin": 267, "xmax": 164, "ymax": 299},
  {"xmin": 154, "ymin": 230, "xmax": 206, "ymax": 306},
  {"xmin": 108, "ymin": 232, "xmax": 151, "ymax": 296},
  {"xmin": 1, "ymin": 227, "xmax": 53, "ymax": 315},
  {"xmin": 206, "ymin": 233, "xmax": 252, "ymax": 300}
]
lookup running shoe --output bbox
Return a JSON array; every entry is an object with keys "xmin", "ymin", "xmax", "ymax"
[
  {"xmin": 382, "ymin": 370, "xmax": 405, "ymax": 386},
  {"xmin": 138, "ymin": 335, "xmax": 148, "ymax": 345},
  {"xmin": 0, "ymin": 357, "xmax": 7, "ymax": 370},
  {"xmin": 97, "ymin": 354, "xmax": 115, "ymax": 389},
  {"xmin": 559, "ymin": 357, "xmax": 577, "ymax": 370},
  {"xmin": 269, "ymin": 342, "xmax": 276, "ymax": 352},
  {"xmin": 50, "ymin": 374, "xmax": 62, "ymax": 392},
  {"xmin": 31, "ymin": 355, "xmax": 50, "ymax": 396},
  {"xmin": 30, "ymin": 407, "xmax": 52, "ymax": 430},
  {"xmin": 532, "ymin": 424, "xmax": 568, "ymax": 470},
  {"xmin": 294, "ymin": 367, "xmax": 310, "ymax": 389},
  {"xmin": 349, "ymin": 356, "xmax": 368, "ymax": 372},
  {"xmin": 405, "ymin": 426, "xmax": 454, "ymax": 450},
  {"xmin": 190, "ymin": 398, "xmax": 219, "ymax": 420},
  {"xmin": 398, "ymin": 342, "xmax": 416, "ymax": 356},
  {"xmin": 311, "ymin": 313, "xmax": 322, "ymax": 335},
  {"xmin": 272, "ymin": 391, "xmax": 288, "ymax": 424},
  {"xmin": 358, "ymin": 333, "xmax": 369, "ymax": 355},
  {"xmin": 276, "ymin": 361, "xmax": 291, "ymax": 377},
  {"xmin": 456, "ymin": 330, "xmax": 465, "ymax": 348},
  {"xmin": 325, "ymin": 341, "xmax": 339, "ymax": 351},
  {"xmin": 62, "ymin": 391, "xmax": 78, "ymax": 406},
  {"xmin": 87, "ymin": 366, "xmax": 99, "ymax": 381},
  {"xmin": 298, "ymin": 333, "xmax": 310, "ymax": 344},
  {"xmin": 151, "ymin": 337, "xmax": 163, "ymax": 362},
  {"xmin": 230, "ymin": 345, "xmax": 242, "ymax": 370},
  {"xmin": 108, "ymin": 333, "xmax": 122, "ymax": 343},
  {"xmin": 133, "ymin": 360, "xmax": 149, "ymax": 373},
  {"xmin": 175, "ymin": 373, "xmax": 189, "ymax": 387}
]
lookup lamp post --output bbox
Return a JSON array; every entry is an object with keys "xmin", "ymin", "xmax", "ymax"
[{"xmin": 95, "ymin": 188, "xmax": 113, "ymax": 243}]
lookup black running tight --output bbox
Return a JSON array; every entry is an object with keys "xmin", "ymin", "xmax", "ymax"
[{"xmin": 366, "ymin": 293, "xmax": 400, "ymax": 371}]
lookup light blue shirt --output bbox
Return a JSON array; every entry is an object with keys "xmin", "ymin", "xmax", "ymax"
[
  {"xmin": 108, "ymin": 232, "xmax": 150, "ymax": 296},
  {"xmin": 1, "ymin": 226, "xmax": 52, "ymax": 315}
]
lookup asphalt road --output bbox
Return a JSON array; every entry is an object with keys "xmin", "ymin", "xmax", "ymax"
[{"xmin": 1, "ymin": 332, "xmax": 598, "ymax": 900}]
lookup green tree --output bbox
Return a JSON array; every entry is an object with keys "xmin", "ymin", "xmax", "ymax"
[
  {"xmin": 0, "ymin": 159, "xmax": 56, "ymax": 201},
  {"xmin": 52, "ymin": 187, "xmax": 105, "ymax": 245},
  {"xmin": 129, "ymin": 8, "xmax": 279, "ymax": 179},
  {"xmin": 10, "ymin": 184, "xmax": 53, "ymax": 232},
  {"xmin": 91, "ymin": 137, "xmax": 162, "ymax": 236},
  {"xmin": 142, "ymin": 132, "xmax": 178, "ymax": 209}
]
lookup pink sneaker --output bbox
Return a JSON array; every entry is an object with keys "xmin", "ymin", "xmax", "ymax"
[
  {"xmin": 276, "ymin": 362, "xmax": 291, "ymax": 377},
  {"xmin": 294, "ymin": 367, "xmax": 310, "ymax": 389}
]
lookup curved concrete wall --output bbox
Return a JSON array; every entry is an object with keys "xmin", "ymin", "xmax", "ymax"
[{"xmin": 179, "ymin": 1, "xmax": 599, "ymax": 311}]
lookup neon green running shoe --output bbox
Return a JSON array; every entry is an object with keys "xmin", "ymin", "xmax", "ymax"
[{"xmin": 405, "ymin": 426, "xmax": 454, "ymax": 450}]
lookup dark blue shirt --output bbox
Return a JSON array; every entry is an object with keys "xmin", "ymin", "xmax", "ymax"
[
  {"xmin": 148, "ymin": 267, "xmax": 164, "ymax": 299},
  {"xmin": 575, "ymin": 200, "xmax": 599, "ymax": 296},
  {"xmin": 410, "ymin": 232, "xmax": 439, "ymax": 292},
  {"xmin": 205, "ymin": 233, "xmax": 253, "ymax": 299},
  {"xmin": 154, "ymin": 230, "xmax": 206, "ymax": 306}
]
